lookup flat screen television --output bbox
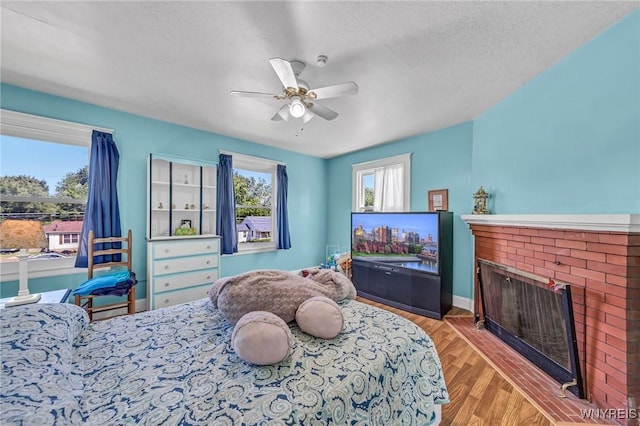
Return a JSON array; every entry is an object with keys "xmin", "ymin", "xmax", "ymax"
[{"xmin": 351, "ymin": 211, "xmax": 441, "ymax": 274}]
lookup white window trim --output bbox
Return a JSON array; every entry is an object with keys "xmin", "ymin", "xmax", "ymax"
[
  {"xmin": 220, "ymin": 151, "xmax": 280, "ymax": 254},
  {"xmin": 1, "ymin": 109, "xmax": 112, "ymax": 145},
  {"xmin": 352, "ymin": 153, "xmax": 411, "ymax": 212},
  {"xmin": 0, "ymin": 109, "xmax": 111, "ymax": 282}
]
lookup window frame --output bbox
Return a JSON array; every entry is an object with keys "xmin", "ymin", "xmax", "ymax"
[
  {"xmin": 225, "ymin": 151, "xmax": 279, "ymax": 254},
  {"xmin": 352, "ymin": 153, "xmax": 411, "ymax": 212},
  {"xmin": 0, "ymin": 109, "xmax": 111, "ymax": 281}
]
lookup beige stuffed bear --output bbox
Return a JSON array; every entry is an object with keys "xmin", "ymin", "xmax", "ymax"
[{"xmin": 208, "ymin": 269, "xmax": 356, "ymax": 365}]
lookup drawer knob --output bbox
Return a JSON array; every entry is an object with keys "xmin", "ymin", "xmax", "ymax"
[
  {"xmin": 206, "ymin": 260, "xmax": 210, "ymax": 265},
  {"xmin": 165, "ymin": 249, "xmax": 170, "ymax": 253},
  {"xmin": 164, "ymin": 282, "xmax": 170, "ymax": 287},
  {"xmin": 206, "ymin": 245, "xmax": 211, "ymax": 249},
  {"xmin": 206, "ymin": 275, "xmax": 211, "ymax": 280},
  {"xmin": 164, "ymin": 265, "xmax": 170, "ymax": 270},
  {"xmin": 164, "ymin": 299, "xmax": 170, "ymax": 304}
]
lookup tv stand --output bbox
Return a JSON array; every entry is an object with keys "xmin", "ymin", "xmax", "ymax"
[{"xmin": 352, "ymin": 260, "xmax": 452, "ymax": 319}]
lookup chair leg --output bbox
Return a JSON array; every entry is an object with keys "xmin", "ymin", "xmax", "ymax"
[
  {"xmin": 128, "ymin": 287, "xmax": 136, "ymax": 315},
  {"xmin": 75, "ymin": 295, "xmax": 93, "ymax": 322}
]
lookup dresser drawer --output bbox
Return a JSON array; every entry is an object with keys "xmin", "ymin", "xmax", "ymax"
[
  {"xmin": 153, "ymin": 285, "xmax": 211, "ymax": 309},
  {"xmin": 154, "ymin": 239, "xmax": 219, "ymax": 259},
  {"xmin": 153, "ymin": 269, "xmax": 219, "ymax": 293},
  {"xmin": 153, "ymin": 255, "xmax": 218, "ymax": 276}
]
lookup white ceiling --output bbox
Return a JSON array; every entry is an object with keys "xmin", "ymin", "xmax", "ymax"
[{"xmin": 1, "ymin": 1, "xmax": 637, "ymax": 158}]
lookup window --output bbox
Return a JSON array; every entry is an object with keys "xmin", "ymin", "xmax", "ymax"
[
  {"xmin": 352, "ymin": 153, "xmax": 411, "ymax": 212},
  {"xmin": 229, "ymin": 152, "xmax": 278, "ymax": 252},
  {"xmin": 61, "ymin": 234, "xmax": 80, "ymax": 244},
  {"xmin": 0, "ymin": 109, "xmax": 109, "ymax": 279}
]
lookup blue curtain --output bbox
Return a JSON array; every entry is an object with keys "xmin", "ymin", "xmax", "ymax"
[
  {"xmin": 217, "ymin": 154, "xmax": 238, "ymax": 254},
  {"xmin": 277, "ymin": 164, "xmax": 291, "ymax": 249},
  {"xmin": 75, "ymin": 131, "xmax": 122, "ymax": 268}
]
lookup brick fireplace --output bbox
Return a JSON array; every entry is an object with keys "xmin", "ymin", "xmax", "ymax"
[{"xmin": 461, "ymin": 214, "xmax": 639, "ymax": 421}]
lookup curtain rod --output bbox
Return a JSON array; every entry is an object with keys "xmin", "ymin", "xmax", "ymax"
[{"xmin": 218, "ymin": 150, "xmax": 285, "ymax": 166}]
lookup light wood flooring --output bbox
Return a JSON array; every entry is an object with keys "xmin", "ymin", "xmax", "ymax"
[{"xmin": 357, "ymin": 297, "xmax": 553, "ymax": 426}]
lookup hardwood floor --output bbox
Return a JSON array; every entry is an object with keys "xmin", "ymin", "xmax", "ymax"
[{"xmin": 357, "ymin": 297, "xmax": 553, "ymax": 426}]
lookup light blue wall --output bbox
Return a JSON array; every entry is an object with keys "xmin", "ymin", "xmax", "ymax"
[
  {"xmin": 473, "ymin": 8, "xmax": 640, "ymax": 214},
  {"xmin": 0, "ymin": 84, "xmax": 328, "ymax": 298},
  {"xmin": 326, "ymin": 123, "xmax": 475, "ymax": 299}
]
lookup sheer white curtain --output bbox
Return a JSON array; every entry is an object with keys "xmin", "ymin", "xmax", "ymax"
[
  {"xmin": 352, "ymin": 153, "xmax": 411, "ymax": 212},
  {"xmin": 373, "ymin": 164, "xmax": 404, "ymax": 212}
]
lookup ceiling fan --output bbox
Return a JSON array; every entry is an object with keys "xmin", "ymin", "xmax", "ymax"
[{"xmin": 230, "ymin": 57, "xmax": 359, "ymax": 123}]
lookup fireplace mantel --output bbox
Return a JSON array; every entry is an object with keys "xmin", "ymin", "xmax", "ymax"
[{"xmin": 460, "ymin": 214, "xmax": 640, "ymax": 233}]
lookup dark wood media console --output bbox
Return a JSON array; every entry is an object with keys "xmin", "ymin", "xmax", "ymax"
[{"xmin": 350, "ymin": 211, "xmax": 453, "ymax": 320}]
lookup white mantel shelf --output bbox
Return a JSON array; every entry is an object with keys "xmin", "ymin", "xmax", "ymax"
[{"xmin": 460, "ymin": 214, "xmax": 640, "ymax": 233}]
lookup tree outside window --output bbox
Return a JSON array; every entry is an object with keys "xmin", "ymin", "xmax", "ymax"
[{"xmin": 234, "ymin": 168, "xmax": 273, "ymax": 245}]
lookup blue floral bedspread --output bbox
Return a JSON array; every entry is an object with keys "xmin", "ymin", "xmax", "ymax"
[{"xmin": 1, "ymin": 299, "xmax": 449, "ymax": 425}]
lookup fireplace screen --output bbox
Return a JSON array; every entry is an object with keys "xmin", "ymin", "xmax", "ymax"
[{"xmin": 477, "ymin": 259, "xmax": 584, "ymax": 398}]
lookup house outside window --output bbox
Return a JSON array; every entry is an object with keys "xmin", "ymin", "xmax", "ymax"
[
  {"xmin": 352, "ymin": 153, "xmax": 411, "ymax": 212},
  {"xmin": 61, "ymin": 233, "xmax": 80, "ymax": 244},
  {"xmin": 0, "ymin": 109, "xmax": 103, "ymax": 279},
  {"xmin": 229, "ymin": 152, "xmax": 278, "ymax": 252}
]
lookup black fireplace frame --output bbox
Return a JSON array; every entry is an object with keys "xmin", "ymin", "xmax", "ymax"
[{"xmin": 477, "ymin": 259, "xmax": 584, "ymax": 399}]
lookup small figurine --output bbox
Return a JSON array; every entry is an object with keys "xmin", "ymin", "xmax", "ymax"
[
  {"xmin": 185, "ymin": 203, "xmax": 190, "ymax": 210},
  {"xmin": 190, "ymin": 204, "xmax": 195, "ymax": 210},
  {"xmin": 184, "ymin": 174, "xmax": 189, "ymax": 184},
  {"xmin": 158, "ymin": 202, "xmax": 164, "ymax": 209},
  {"xmin": 472, "ymin": 186, "xmax": 490, "ymax": 215}
]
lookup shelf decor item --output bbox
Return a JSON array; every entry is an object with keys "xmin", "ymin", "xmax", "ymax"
[
  {"xmin": 174, "ymin": 227, "xmax": 197, "ymax": 236},
  {"xmin": 472, "ymin": 186, "xmax": 490, "ymax": 214},
  {"xmin": 428, "ymin": 189, "xmax": 448, "ymax": 212},
  {"xmin": 0, "ymin": 220, "xmax": 48, "ymax": 307}
]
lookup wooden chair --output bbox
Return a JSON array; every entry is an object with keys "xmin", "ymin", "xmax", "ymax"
[{"xmin": 75, "ymin": 230, "xmax": 136, "ymax": 322}]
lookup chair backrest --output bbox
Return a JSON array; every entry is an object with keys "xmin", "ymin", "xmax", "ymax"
[{"xmin": 88, "ymin": 230, "xmax": 132, "ymax": 278}]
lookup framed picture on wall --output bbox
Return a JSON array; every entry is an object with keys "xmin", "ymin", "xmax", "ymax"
[{"xmin": 428, "ymin": 189, "xmax": 448, "ymax": 211}]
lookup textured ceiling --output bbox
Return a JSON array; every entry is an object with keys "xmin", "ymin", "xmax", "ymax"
[{"xmin": 1, "ymin": 1, "xmax": 637, "ymax": 158}]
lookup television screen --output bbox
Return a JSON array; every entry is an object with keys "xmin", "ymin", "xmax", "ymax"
[{"xmin": 351, "ymin": 212, "xmax": 440, "ymax": 274}]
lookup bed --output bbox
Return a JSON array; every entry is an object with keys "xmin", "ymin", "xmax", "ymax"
[{"xmin": 1, "ymin": 298, "xmax": 449, "ymax": 425}]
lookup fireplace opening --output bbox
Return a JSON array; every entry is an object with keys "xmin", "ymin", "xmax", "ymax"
[{"xmin": 477, "ymin": 259, "xmax": 584, "ymax": 398}]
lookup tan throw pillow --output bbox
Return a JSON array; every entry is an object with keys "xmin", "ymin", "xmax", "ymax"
[
  {"xmin": 295, "ymin": 296, "xmax": 344, "ymax": 339},
  {"xmin": 231, "ymin": 311, "xmax": 293, "ymax": 365}
]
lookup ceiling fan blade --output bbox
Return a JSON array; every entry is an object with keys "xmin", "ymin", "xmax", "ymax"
[
  {"xmin": 308, "ymin": 81, "xmax": 359, "ymax": 100},
  {"xmin": 230, "ymin": 90, "xmax": 280, "ymax": 99},
  {"xmin": 271, "ymin": 104, "xmax": 290, "ymax": 122},
  {"xmin": 308, "ymin": 102, "xmax": 339, "ymax": 121},
  {"xmin": 302, "ymin": 110, "xmax": 314, "ymax": 123},
  {"xmin": 269, "ymin": 57, "xmax": 298, "ymax": 90}
]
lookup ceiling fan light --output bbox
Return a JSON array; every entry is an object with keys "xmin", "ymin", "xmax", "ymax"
[{"xmin": 289, "ymin": 97, "xmax": 306, "ymax": 118}]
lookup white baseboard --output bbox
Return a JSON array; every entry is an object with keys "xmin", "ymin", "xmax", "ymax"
[
  {"xmin": 136, "ymin": 298, "xmax": 148, "ymax": 313},
  {"xmin": 452, "ymin": 295, "xmax": 473, "ymax": 312}
]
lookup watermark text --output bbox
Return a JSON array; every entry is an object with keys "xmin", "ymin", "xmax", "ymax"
[{"xmin": 580, "ymin": 408, "xmax": 638, "ymax": 420}]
